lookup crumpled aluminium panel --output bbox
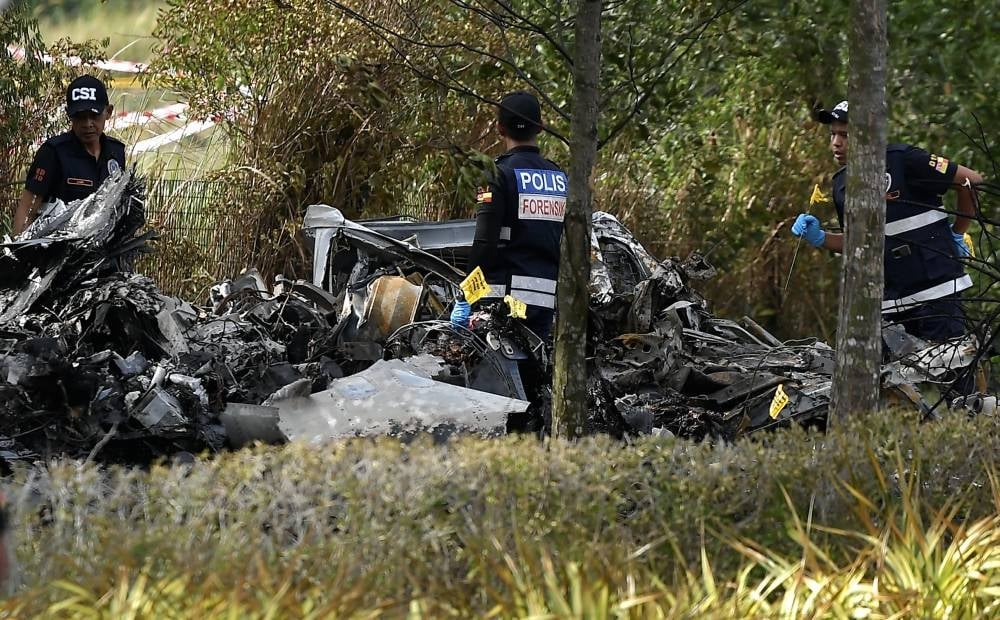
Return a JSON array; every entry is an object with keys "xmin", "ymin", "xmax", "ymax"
[
  {"xmin": 16, "ymin": 169, "xmax": 133, "ymax": 244},
  {"xmin": 271, "ymin": 355, "xmax": 528, "ymax": 442},
  {"xmin": 302, "ymin": 204, "xmax": 465, "ymax": 288}
]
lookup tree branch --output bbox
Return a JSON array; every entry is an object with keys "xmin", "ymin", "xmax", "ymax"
[
  {"xmin": 470, "ymin": 0, "xmax": 574, "ymax": 65},
  {"xmin": 324, "ymin": 0, "xmax": 569, "ymax": 142},
  {"xmin": 598, "ymin": 0, "xmax": 750, "ymax": 148}
]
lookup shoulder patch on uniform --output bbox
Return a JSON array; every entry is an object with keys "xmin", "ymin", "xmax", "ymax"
[
  {"xmin": 108, "ymin": 159, "xmax": 122, "ymax": 176},
  {"xmin": 476, "ymin": 186, "xmax": 492, "ymax": 203},
  {"xmin": 929, "ymin": 154, "xmax": 950, "ymax": 174}
]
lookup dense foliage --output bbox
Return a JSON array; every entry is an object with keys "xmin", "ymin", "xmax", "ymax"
[
  {"xmin": 4, "ymin": 411, "xmax": 999, "ymax": 616},
  {"xmin": 145, "ymin": 0, "xmax": 999, "ymax": 339}
]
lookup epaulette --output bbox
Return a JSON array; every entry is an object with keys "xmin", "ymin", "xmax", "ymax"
[
  {"xmin": 887, "ymin": 143, "xmax": 907, "ymax": 153},
  {"xmin": 495, "ymin": 152, "xmax": 513, "ymax": 163},
  {"xmin": 104, "ymin": 135, "xmax": 126, "ymax": 148}
]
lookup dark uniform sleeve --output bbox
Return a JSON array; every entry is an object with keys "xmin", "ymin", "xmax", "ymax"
[
  {"xmin": 467, "ymin": 174, "xmax": 507, "ymax": 273},
  {"xmin": 24, "ymin": 144, "xmax": 59, "ymax": 198},
  {"xmin": 903, "ymin": 146, "xmax": 958, "ymax": 197}
]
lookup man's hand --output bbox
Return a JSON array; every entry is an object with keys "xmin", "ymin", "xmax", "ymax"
[
  {"xmin": 791, "ymin": 213, "xmax": 826, "ymax": 248},
  {"xmin": 450, "ymin": 300, "xmax": 471, "ymax": 328}
]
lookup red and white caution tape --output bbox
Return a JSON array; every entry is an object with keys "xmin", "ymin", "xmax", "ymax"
[
  {"xmin": 108, "ymin": 103, "xmax": 190, "ymax": 130},
  {"xmin": 8, "ymin": 45, "xmax": 227, "ymax": 153},
  {"xmin": 131, "ymin": 119, "xmax": 217, "ymax": 154},
  {"xmin": 6, "ymin": 44, "xmax": 148, "ymax": 73}
]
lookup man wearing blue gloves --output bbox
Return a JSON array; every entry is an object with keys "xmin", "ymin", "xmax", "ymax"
[
  {"xmin": 451, "ymin": 91, "xmax": 566, "ymax": 339},
  {"xmin": 792, "ymin": 100, "xmax": 983, "ymax": 342}
]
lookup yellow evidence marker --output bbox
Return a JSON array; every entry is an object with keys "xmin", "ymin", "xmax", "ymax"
[
  {"xmin": 503, "ymin": 295, "xmax": 527, "ymax": 319},
  {"xmin": 809, "ymin": 184, "xmax": 831, "ymax": 206},
  {"xmin": 769, "ymin": 384, "xmax": 790, "ymax": 420},
  {"xmin": 460, "ymin": 266, "xmax": 492, "ymax": 304}
]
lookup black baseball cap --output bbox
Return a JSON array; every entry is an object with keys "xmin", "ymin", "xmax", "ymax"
[
  {"xmin": 497, "ymin": 91, "xmax": 542, "ymax": 133},
  {"xmin": 66, "ymin": 75, "xmax": 109, "ymax": 117},
  {"xmin": 816, "ymin": 100, "xmax": 848, "ymax": 124}
]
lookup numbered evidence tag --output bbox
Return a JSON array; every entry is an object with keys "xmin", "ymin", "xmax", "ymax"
[
  {"xmin": 963, "ymin": 233, "xmax": 976, "ymax": 259},
  {"xmin": 809, "ymin": 184, "xmax": 831, "ymax": 206},
  {"xmin": 769, "ymin": 384, "xmax": 790, "ymax": 420},
  {"xmin": 503, "ymin": 295, "xmax": 527, "ymax": 319},
  {"xmin": 460, "ymin": 266, "xmax": 492, "ymax": 304}
]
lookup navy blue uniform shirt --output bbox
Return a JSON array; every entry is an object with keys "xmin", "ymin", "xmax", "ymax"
[{"xmin": 25, "ymin": 132, "xmax": 126, "ymax": 203}]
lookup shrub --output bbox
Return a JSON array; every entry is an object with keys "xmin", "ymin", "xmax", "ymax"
[
  {"xmin": 2, "ymin": 409, "xmax": 998, "ymax": 616},
  {"xmin": 150, "ymin": 0, "xmax": 501, "ymax": 282}
]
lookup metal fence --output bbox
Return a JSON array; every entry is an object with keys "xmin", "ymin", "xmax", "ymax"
[
  {"xmin": 1, "ymin": 178, "xmax": 259, "ymax": 295},
  {"xmin": 2, "ymin": 177, "xmax": 451, "ymax": 296},
  {"xmin": 139, "ymin": 177, "xmax": 261, "ymax": 294}
]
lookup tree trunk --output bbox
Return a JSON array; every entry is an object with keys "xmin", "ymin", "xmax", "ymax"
[
  {"xmin": 830, "ymin": 0, "xmax": 888, "ymax": 421},
  {"xmin": 551, "ymin": 0, "xmax": 602, "ymax": 439}
]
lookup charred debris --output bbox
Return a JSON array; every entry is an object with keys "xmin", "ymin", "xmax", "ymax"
[{"xmin": 0, "ymin": 172, "xmax": 988, "ymax": 464}]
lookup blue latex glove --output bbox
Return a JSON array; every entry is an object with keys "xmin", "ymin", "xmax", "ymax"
[
  {"xmin": 951, "ymin": 229, "xmax": 971, "ymax": 258},
  {"xmin": 450, "ymin": 300, "xmax": 471, "ymax": 328},
  {"xmin": 791, "ymin": 213, "xmax": 826, "ymax": 248}
]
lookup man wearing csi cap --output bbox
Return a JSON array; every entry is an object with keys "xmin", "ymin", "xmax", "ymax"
[
  {"xmin": 791, "ymin": 99, "xmax": 983, "ymax": 344},
  {"xmin": 13, "ymin": 74, "xmax": 126, "ymax": 235},
  {"xmin": 451, "ymin": 91, "xmax": 567, "ymax": 339}
]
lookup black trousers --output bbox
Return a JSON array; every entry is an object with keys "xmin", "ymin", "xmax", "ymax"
[
  {"xmin": 889, "ymin": 294, "xmax": 966, "ymax": 342},
  {"xmin": 886, "ymin": 294, "xmax": 975, "ymax": 397}
]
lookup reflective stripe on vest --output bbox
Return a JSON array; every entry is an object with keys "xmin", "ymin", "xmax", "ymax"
[
  {"xmin": 511, "ymin": 289, "xmax": 556, "ymax": 309},
  {"xmin": 882, "ymin": 274, "xmax": 973, "ymax": 313},
  {"xmin": 884, "ymin": 209, "xmax": 949, "ymax": 236},
  {"xmin": 510, "ymin": 274, "xmax": 557, "ymax": 294},
  {"xmin": 499, "ymin": 226, "xmax": 512, "ymax": 241}
]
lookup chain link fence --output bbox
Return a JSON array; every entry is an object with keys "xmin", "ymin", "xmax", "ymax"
[{"xmin": 2, "ymin": 176, "xmax": 448, "ymax": 296}]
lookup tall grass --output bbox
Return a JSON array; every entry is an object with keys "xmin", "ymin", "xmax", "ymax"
[{"xmin": 36, "ymin": 1, "xmax": 165, "ymax": 63}]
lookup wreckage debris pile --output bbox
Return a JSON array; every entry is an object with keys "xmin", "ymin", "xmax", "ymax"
[
  {"xmin": 0, "ymin": 172, "xmax": 346, "ymax": 462},
  {"xmin": 583, "ymin": 213, "xmax": 836, "ymax": 439},
  {"xmin": 0, "ymin": 173, "xmax": 848, "ymax": 463}
]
